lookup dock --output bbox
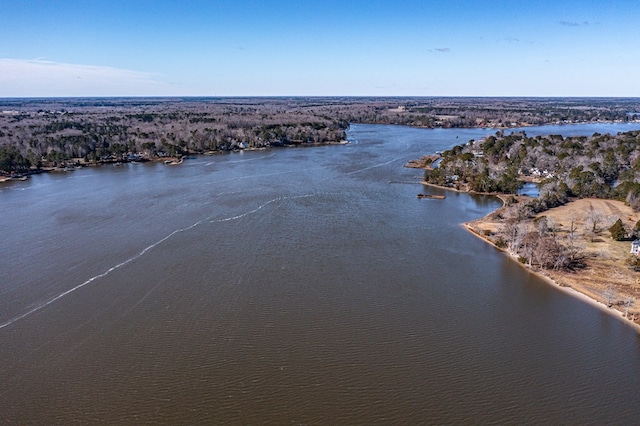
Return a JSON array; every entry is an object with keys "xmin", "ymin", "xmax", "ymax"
[{"xmin": 417, "ymin": 194, "xmax": 446, "ymax": 199}]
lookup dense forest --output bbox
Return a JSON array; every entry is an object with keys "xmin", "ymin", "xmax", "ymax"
[
  {"xmin": 2, "ymin": 97, "xmax": 640, "ymax": 176},
  {"xmin": 423, "ymin": 129, "xmax": 640, "ymax": 212},
  {"xmin": 0, "ymin": 98, "xmax": 350, "ymax": 173}
]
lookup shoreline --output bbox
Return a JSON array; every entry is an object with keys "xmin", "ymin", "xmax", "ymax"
[
  {"xmin": 421, "ymin": 181, "xmax": 640, "ymax": 334},
  {"xmin": 0, "ymin": 140, "xmax": 351, "ymax": 183}
]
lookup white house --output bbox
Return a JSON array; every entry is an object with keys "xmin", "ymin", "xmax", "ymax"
[{"xmin": 631, "ymin": 240, "xmax": 640, "ymax": 255}]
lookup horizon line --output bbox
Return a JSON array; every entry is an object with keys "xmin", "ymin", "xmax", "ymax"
[{"xmin": 2, "ymin": 95, "xmax": 640, "ymax": 100}]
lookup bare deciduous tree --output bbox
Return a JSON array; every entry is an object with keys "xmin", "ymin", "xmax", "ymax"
[
  {"xmin": 585, "ymin": 205, "xmax": 605, "ymax": 241},
  {"xmin": 603, "ymin": 285, "xmax": 616, "ymax": 308},
  {"xmin": 624, "ymin": 297, "xmax": 635, "ymax": 318}
]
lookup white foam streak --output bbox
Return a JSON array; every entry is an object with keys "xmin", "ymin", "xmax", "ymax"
[
  {"xmin": 345, "ymin": 157, "xmax": 402, "ymax": 175},
  {"xmin": 212, "ymin": 194, "xmax": 314, "ymax": 223},
  {"xmin": 0, "ymin": 221, "xmax": 201, "ymax": 330},
  {"xmin": 0, "ymin": 193, "xmax": 316, "ymax": 330}
]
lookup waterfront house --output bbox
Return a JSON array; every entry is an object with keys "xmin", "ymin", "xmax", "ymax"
[{"xmin": 631, "ymin": 239, "xmax": 640, "ymax": 255}]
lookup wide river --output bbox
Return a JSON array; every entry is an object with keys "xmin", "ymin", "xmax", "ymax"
[{"xmin": 1, "ymin": 123, "xmax": 640, "ymax": 424}]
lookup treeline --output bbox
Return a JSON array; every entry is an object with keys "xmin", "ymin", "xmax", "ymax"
[
  {"xmin": 424, "ymin": 130, "xmax": 640, "ymax": 211},
  {"xmin": 329, "ymin": 97, "xmax": 640, "ymax": 128}
]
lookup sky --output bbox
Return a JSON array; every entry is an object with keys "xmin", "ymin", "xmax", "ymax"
[{"xmin": 1, "ymin": 0, "xmax": 639, "ymax": 97}]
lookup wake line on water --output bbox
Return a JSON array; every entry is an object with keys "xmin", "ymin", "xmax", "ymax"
[
  {"xmin": 0, "ymin": 221, "xmax": 204, "ymax": 330},
  {"xmin": 345, "ymin": 157, "xmax": 403, "ymax": 175},
  {"xmin": 211, "ymin": 193, "xmax": 315, "ymax": 223},
  {"xmin": 0, "ymin": 192, "xmax": 317, "ymax": 330}
]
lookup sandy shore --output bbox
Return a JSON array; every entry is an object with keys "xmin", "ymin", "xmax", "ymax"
[{"xmin": 421, "ymin": 181, "xmax": 640, "ymax": 333}]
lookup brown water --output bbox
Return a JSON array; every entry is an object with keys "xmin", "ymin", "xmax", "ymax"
[{"xmin": 2, "ymin": 123, "xmax": 640, "ymax": 424}]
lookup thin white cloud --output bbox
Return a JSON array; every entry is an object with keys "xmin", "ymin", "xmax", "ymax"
[
  {"xmin": 0, "ymin": 59, "xmax": 186, "ymax": 97},
  {"xmin": 559, "ymin": 20, "xmax": 590, "ymax": 27}
]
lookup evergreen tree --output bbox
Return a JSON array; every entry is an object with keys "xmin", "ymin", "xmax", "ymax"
[{"xmin": 609, "ymin": 218, "xmax": 627, "ymax": 241}]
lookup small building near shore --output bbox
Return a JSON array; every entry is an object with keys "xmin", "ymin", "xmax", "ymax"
[{"xmin": 631, "ymin": 239, "xmax": 640, "ymax": 255}]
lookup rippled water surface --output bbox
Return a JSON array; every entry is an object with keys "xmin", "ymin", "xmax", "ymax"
[{"xmin": 2, "ymin": 123, "xmax": 640, "ymax": 423}]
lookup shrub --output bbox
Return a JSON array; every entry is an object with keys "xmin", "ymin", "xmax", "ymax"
[{"xmin": 626, "ymin": 256, "xmax": 640, "ymax": 272}]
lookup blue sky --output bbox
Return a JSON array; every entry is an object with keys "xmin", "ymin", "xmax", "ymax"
[{"xmin": 1, "ymin": 0, "xmax": 639, "ymax": 97}]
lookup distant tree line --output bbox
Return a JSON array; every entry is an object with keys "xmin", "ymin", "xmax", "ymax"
[
  {"xmin": 0, "ymin": 99, "xmax": 350, "ymax": 173},
  {"xmin": 328, "ymin": 97, "xmax": 640, "ymax": 128}
]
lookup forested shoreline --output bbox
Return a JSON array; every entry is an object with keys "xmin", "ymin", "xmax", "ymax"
[
  {"xmin": 2, "ymin": 97, "xmax": 640, "ymax": 175},
  {"xmin": 422, "ymin": 129, "xmax": 640, "ymax": 211}
]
